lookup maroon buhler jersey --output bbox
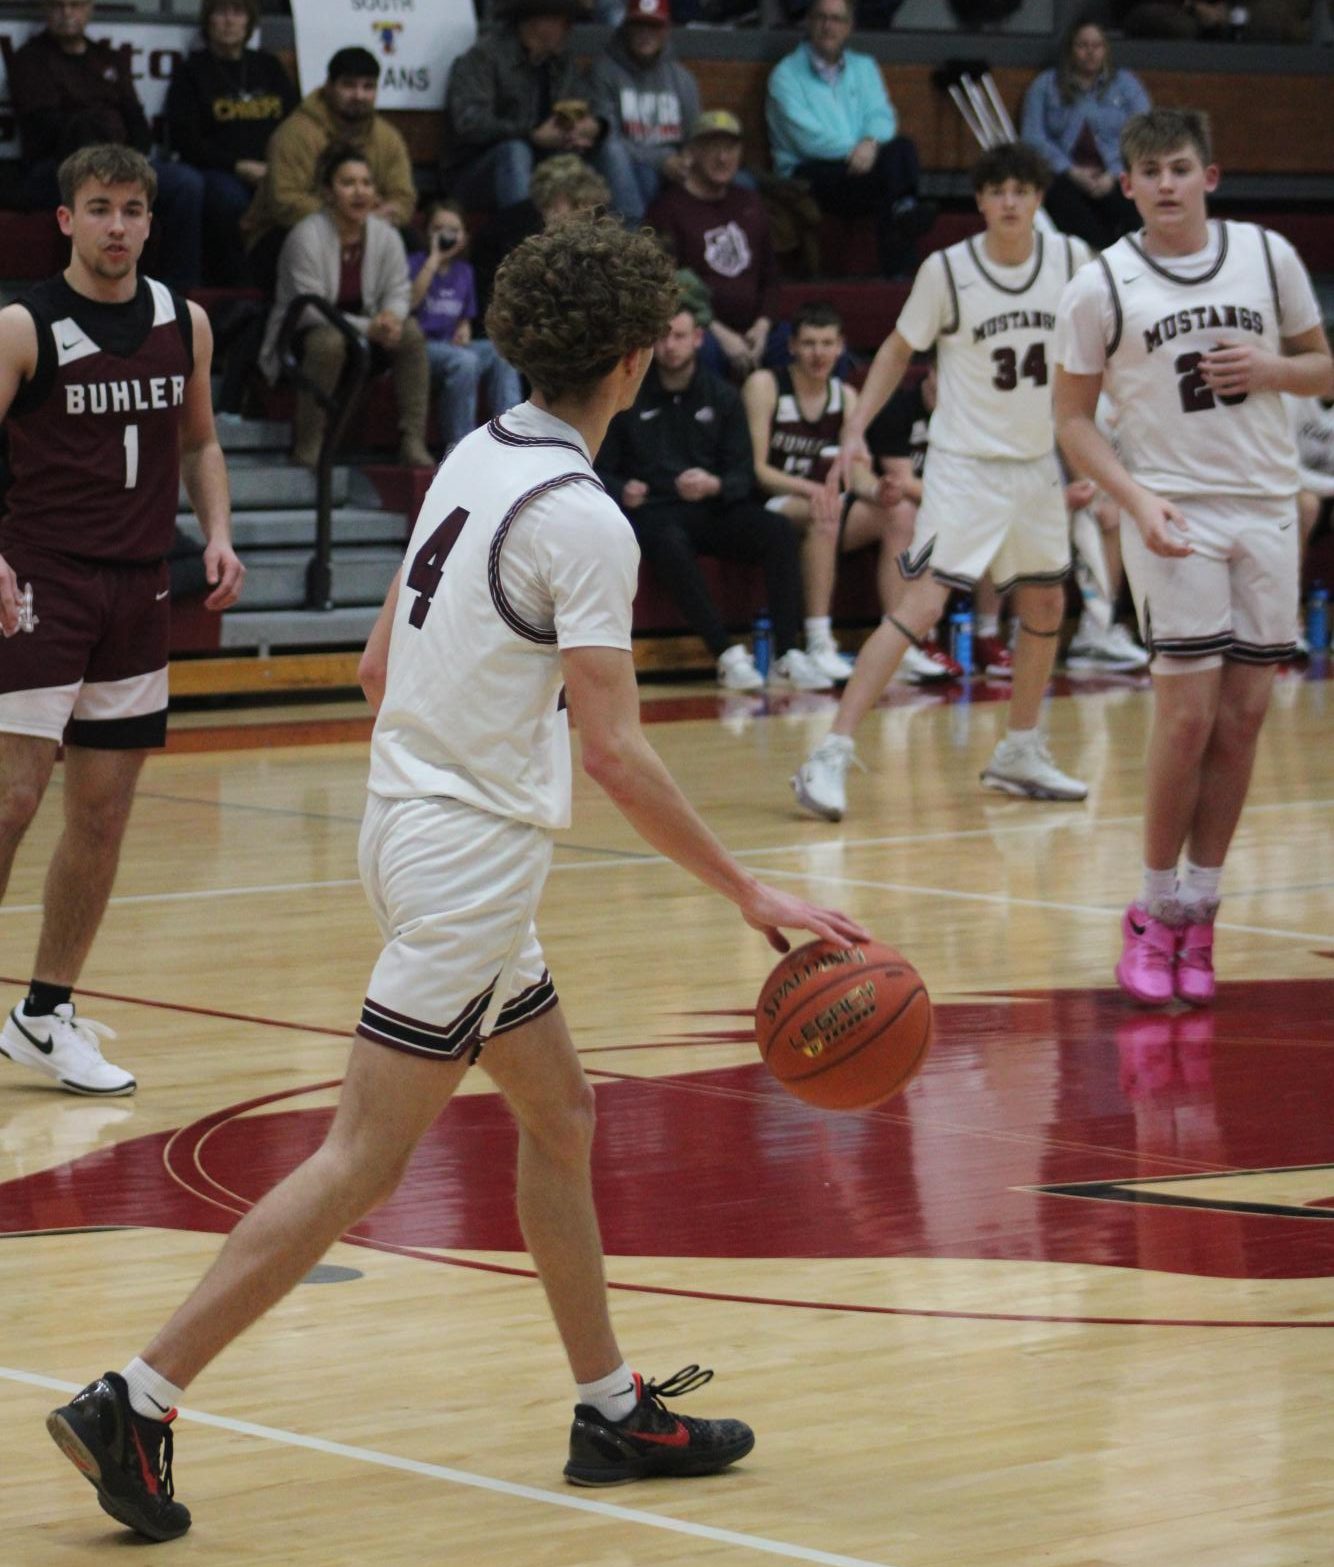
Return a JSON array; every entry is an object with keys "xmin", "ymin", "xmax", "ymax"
[
  {"xmin": 3, "ymin": 275, "xmax": 193, "ymax": 563},
  {"xmin": 766, "ymin": 366, "xmax": 847, "ymax": 485}
]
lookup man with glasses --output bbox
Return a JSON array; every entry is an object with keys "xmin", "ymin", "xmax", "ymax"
[
  {"xmin": 765, "ymin": 0, "xmax": 934, "ymax": 278},
  {"xmin": 9, "ymin": 0, "xmax": 206, "ymax": 289}
]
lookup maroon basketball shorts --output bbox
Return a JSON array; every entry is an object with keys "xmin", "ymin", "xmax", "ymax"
[{"xmin": 0, "ymin": 544, "xmax": 169, "ymax": 748}]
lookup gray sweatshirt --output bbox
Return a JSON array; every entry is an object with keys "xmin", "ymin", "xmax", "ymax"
[{"xmin": 589, "ymin": 31, "xmax": 701, "ymax": 172}]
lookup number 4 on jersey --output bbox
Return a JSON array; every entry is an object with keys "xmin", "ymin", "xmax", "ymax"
[{"xmin": 406, "ymin": 506, "xmax": 469, "ymax": 627}]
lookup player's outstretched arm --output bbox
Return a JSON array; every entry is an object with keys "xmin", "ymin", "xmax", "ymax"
[
  {"xmin": 563, "ymin": 644, "xmax": 870, "ymax": 953},
  {"xmin": 180, "ymin": 304, "xmax": 245, "ymax": 611},
  {"xmin": 830, "ymin": 329, "xmax": 912, "ymax": 494},
  {"xmin": 1054, "ymin": 366, "xmax": 1190, "ymax": 560}
]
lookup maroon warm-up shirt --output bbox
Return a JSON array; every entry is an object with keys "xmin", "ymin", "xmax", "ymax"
[{"xmin": 646, "ymin": 183, "xmax": 779, "ymax": 332}]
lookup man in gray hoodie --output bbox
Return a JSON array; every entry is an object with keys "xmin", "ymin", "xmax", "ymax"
[{"xmin": 590, "ymin": 0, "xmax": 700, "ymax": 224}]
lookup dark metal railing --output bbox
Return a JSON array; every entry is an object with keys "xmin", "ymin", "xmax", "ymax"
[{"xmin": 276, "ymin": 294, "xmax": 370, "ymax": 611}]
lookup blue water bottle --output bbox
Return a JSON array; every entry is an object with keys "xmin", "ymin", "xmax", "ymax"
[
  {"xmin": 1307, "ymin": 581, "xmax": 1329, "ymax": 652},
  {"xmin": 949, "ymin": 598, "xmax": 974, "ymax": 675},
  {"xmin": 752, "ymin": 612, "xmax": 773, "ymax": 679}
]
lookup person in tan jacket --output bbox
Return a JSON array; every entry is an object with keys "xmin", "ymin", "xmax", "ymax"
[{"xmin": 244, "ymin": 46, "xmax": 417, "ymax": 287}]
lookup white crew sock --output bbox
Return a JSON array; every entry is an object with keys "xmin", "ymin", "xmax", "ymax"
[
  {"xmin": 1179, "ymin": 858, "xmax": 1222, "ymax": 917},
  {"xmin": 1139, "ymin": 866, "xmax": 1180, "ymax": 921},
  {"xmin": 121, "ymin": 1357, "xmax": 184, "ymax": 1422},
  {"xmin": 805, "ymin": 615, "xmax": 833, "ymax": 647},
  {"xmin": 576, "ymin": 1361, "xmax": 638, "ymax": 1423},
  {"xmin": 976, "ymin": 614, "xmax": 1000, "ymax": 639},
  {"xmin": 1005, "ymin": 725, "xmax": 1038, "ymax": 748}
]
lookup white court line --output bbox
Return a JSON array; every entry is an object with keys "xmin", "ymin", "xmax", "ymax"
[
  {"xmin": 744, "ymin": 865, "xmax": 1334, "ymax": 947},
  {"xmin": 1, "ymin": 1365, "xmax": 894, "ymax": 1567}
]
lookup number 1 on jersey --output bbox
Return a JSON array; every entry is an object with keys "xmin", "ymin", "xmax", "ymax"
[
  {"xmin": 406, "ymin": 506, "xmax": 469, "ymax": 627},
  {"xmin": 123, "ymin": 424, "xmax": 139, "ymax": 490}
]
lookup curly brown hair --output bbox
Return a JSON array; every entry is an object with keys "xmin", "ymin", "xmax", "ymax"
[{"xmin": 486, "ymin": 217, "xmax": 678, "ymax": 403}]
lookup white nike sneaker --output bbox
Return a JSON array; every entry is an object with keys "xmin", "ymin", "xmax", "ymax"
[
  {"xmin": 792, "ymin": 735, "xmax": 861, "ymax": 820},
  {"xmin": 770, "ymin": 649, "xmax": 834, "ymax": 692},
  {"xmin": 980, "ymin": 735, "xmax": 1088, "ymax": 802},
  {"xmin": 1066, "ymin": 618, "xmax": 1150, "ymax": 672},
  {"xmin": 0, "ymin": 1002, "xmax": 136, "ymax": 1096},
  {"xmin": 717, "ymin": 644, "xmax": 765, "ymax": 692},
  {"xmin": 897, "ymin": 643, "xmax": 958, "ymax": 683},
  {"xmin": 805, "ymin": 636, "xmax": 855, "ymax": 684}
]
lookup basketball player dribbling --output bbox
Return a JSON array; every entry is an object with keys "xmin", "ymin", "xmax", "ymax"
[
  {"xmin": 48, "ymin": 217, "xmax": 870, "ymax": 1541},
  {"xmin": 792, "ymin": 142, "xmax": 1094, "ymax": 822},
  {"xmin": 0, "ymin": 144, "xmax": 244, "ymax": 1097},
  {"xmin": 1053, "ymin": 107, "xmax": 1332, "ymax": 1006}
]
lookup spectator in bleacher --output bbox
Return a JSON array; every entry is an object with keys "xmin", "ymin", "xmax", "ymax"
[
  {"xmin": 744, "ymin": 301, "xmax": 932, "ymax": 686},
  {"xmin": 765, "ymin": 0, "xmax": 935, "ymax": 280},
  {"xmin": 442, "ymin": 0, "xmax": 639, "ymax": 220},
  {"xmin": 8, "ymin": 0, "xmax": 205, "ymax": 288},
  {"xmin": 646, "ymin": 111, "xmax": 778, "ymax": 378},
  {"xmin": 471, "ymin": 155, "xmax": 612, "ymax": 325},
  {"xmin": 595, "ymin": 302, "xmax": 832, "ymax": 692},
  {"xmin": 589, "ymin": 0, "xmax": 700, "ymax": 220},
  {"xmin": 1111, "ymin": 0, "xmax": 1312, "ymax": 41},
  {"xmin": 243, "ymin": 46, "xmax": 417, "ymax": 292},
  {"xmin": 408, "ymin": 199, "xmax": 523, "ymax": 452},
  {"xmin": 259, "ymin": 144, "xmax": 432, "ymax": 472},
  {"xmin": 1020, "ymin": 20, "xmax": 1147, "ymax": 251},
  {"xmin": 165, "ymin": 0, "xmax": 299, "ymax": 286}
]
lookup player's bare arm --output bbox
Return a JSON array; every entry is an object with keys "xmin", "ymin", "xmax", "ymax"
[
  {"xmin": 0, "ymin": 303, "xmax": 40, "ymax": 634},
  {"xmin": 179, "ymin": 303, "xmax": 245, "ymax": 611},
  {"xmin": 831, "ymin": 329, "xmax": 913, "ymax": 492},
  {"xmin": 562, "ymin": 643, "xmax": 870, "ymax": 952},
  {"xmin": 838, "ymin": 385, "xmax": 887, "ymax": 506},
  {"xmin": 1054, "ymin": 365, "xmax": 1191, "ymax": 559},
  {"xmin": 742, "ymin": 370, "xmax": 819, "ymax": 503},
  {"xmin": 358, "ymin": 569, "xmax": 401, "ymax": 713},
  {"xmin": 1199, "ymin": 323, "xmax": 1334, "ymax": 401}
]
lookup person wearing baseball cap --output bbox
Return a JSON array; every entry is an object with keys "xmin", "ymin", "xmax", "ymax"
[
  {"xmin": 590, "ymin": 0, "xmax": 700, "ymax": 222},
  {"xmin": 646, "ymin": 108, "xmax": 778, "ymax": 376}
]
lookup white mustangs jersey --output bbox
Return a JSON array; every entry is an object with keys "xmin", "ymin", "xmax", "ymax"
[
  {"xmin": 368, "ymin": 403, "xmax": 640, "ymax": 831},
  {"xmin": 1056, "ymin": 220, "xmax": 1322, "ymax": 498},
  {"xmin": 893, "ymin": 230, "xmax": 1090, "ymax": 461}
]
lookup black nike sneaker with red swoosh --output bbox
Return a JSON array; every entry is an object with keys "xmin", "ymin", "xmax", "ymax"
[
  {"xmin": 563, "ymin": 1365, "xmax": 755, "ymax": 1485},
  {"xmin": 47, "ymin": 1372, "xmax": 191, "ymax": 1540}
]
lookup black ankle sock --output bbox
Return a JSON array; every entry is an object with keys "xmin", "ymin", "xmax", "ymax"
[{"xmin": 24, "ymin": 980, "xmax": 72, "ymax": 1018}]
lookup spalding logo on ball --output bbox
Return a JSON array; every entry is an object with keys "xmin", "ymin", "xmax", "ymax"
[{"xmin": 755, "ymin": 939, "xmax": 932, "ymax": 1110}]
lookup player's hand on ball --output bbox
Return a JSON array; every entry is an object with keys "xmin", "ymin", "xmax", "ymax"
[
  {"xmin": 739, "ymin": 881, "xmax": 871, "ymax": 954},
  {"xmin": 1132, "ymin": 494, "xmax": 1192, "ymax": 558}
]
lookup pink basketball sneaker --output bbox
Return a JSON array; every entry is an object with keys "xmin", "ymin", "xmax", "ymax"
[
  {"xmin": 1115, "ymin": 905, "xmax": 1177, "ymax": 1007},
  {"xmin": 1175, "ymin": 921, "xmax": 1216, "ymax": 1006}
]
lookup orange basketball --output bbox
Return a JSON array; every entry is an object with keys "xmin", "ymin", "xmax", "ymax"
[{"xmin": 755, "ymin": 939, "xmax": 932, "ymax": 1111}]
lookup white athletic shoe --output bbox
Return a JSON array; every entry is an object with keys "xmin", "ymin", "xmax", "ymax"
[
  {"xmin": 897, "ymin": 643, "xmax": 957, "ymax": 683},
  {"xmin": 805, "ymin": 636, "xmax": 855, "ymax": 684},
  {"xmin": 980, "ymin": 735, "xmax": 1088, "ymax": 802},
  {"xmin": 717, "ymin": 645, "xmax": 765, "ymax": 692},
  {"xmin": 0, "ymin": 1002, "xmax": 136, "ymax": 1096},
  {"xmin": 1066, "ymin": 618, "xmax": 1150, "ymax": 672},
  {"xmin": 792, "ymin": 735, "xmax": 861, "ymax": 820},
  {"xmin": 770, "ymin": 649, "xmax": 834, "ymax": 691}
]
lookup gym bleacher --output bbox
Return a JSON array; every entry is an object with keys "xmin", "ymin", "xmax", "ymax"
[{"xmin": 1, "ymin": 0, "xmax": 1331, "ymax": 695}]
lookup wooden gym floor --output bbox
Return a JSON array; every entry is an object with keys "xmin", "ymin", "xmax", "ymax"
[{"xmin": 2, "ymin": 662, "xmax": 1331, "ymax": 1566}]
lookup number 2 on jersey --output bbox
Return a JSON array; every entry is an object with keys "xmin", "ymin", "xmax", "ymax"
[
  {"xmin": 1174, "ymin": 351, "xmax": 1247, "ymax": 414},
  {"xmin": 406, "ymin": 506, "xmax": 469, "ymax": 627},
  {"xmin": 990, "ymin": 343, "xmax": 1048, "ymax": 392}
]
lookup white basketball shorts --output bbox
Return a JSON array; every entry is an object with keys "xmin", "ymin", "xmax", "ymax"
[
  {"xmin": 899, "ymin": 448, "xmax": 1070, "ymax": 592},
  {"xmin": 1120, "ymin": 493, "xmax": 1299, "ymax": 664},
  {"xmin": 356, "ymin": 793, "xmax": 557, "ymax": 1062}
]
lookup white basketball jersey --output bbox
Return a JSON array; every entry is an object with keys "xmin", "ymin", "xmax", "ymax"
[
  {"xmin": 897, "ymin": 232, "xmax": 1087, "ymax": 461},
  {"xmin": 1090, "ymin": 222, "xmax": 1299, "ymax": 498},
  {"xmin": 368, "ymin": 404, "xmax": 640, "ymax": 831}
]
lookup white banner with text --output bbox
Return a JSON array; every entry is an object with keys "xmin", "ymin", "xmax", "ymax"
[{"xmin": 289, "ymin": 0, "xmax": 475, "ymax": 110}]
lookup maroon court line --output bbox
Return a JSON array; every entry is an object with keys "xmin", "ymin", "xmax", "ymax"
[{"xmin": 153, "ymin": 1084, "xmax": 1334, "ymax": 1333}]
